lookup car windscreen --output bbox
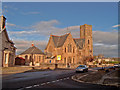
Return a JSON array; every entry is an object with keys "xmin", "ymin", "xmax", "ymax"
[{"xmin": 78, "ymin": 65, "xmax": 85, "ymax": 67}]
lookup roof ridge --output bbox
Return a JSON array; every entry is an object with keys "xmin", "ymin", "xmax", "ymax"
[{"xmin": 51, "ymin": 33, "xmax": 70, "ymax": 37}]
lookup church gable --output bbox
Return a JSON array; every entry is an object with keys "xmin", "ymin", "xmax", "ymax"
[
  {"xmin": 73, "ymin": 38, "xmax": 85, "ymax": 49},
  {"xmin": 44, "ymin": 35, "xmax": 55, "ymax": 52},
  {"xmin": 62, "ymin": 33, "xmax": 77, "ymax": 49},
  {"xmin": 51, "ymin": 33, "xmax": 69, "ymax": 48}
]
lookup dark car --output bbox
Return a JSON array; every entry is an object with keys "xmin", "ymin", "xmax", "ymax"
[{"xmin": 76, "ymin": 65, "xmax": 88, "ymax": 73}]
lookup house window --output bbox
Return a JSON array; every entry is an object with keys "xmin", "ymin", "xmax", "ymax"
[
  {"xmin": 73, "ymin": 47, "xmax": 75, "ymax": 53},
  {"xmin": 34, "ymin": 56, "xmax": 36, "ymax": 61},
  {"xmin": 68, "ymin": 44, "xmax": 72, "ymax": 52},
  {"xmin": 5, "ymin": 53, "xmax": 8, "ymax": 64},
  {"xmin": 68, "ymin": 44, "xmax": 69, "ymax": 52},
  {"xmin": 65, "ymin": 47, "xmax": 66, "ymax": 53},
  {"xmin": 70, "ymin": 44, "xmax": 72, "ymax": 52},
  {"xmin": 88, "ymin": 40, "xmax": 90, "ymax": 44},
  {"xmin": 64, "ymin": 57, "xmax": 66, "ymax": 63},
  {"xmin": 39, "ymin": 56, "xmax": 41, "ymax": 61},
  {"xmin": 73, "ymin": 57, "xmax": 74, "ymax": 64},
  {"xmin": 42, "ymin": 56, "xmax": 44, "ymax": 63}
]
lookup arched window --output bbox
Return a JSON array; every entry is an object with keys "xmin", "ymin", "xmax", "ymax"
[
  {"xmin": 73, "ymin": 57, "xmax": 74, "ymax": 64},
  {"xmin": 42, "ymin": 56, "xmax": 44, "ymax": 63},
  {"xmin": 64, "ymin": 57, "xmax": 66, "ymax": 63},
  {"xmin": 65, "ymin": 47, "xmax": 66, "ymax": 53},
  {"xmin": 88, "ymin": 40, "xmax": 90, "ymax": 44},
  {"xmin": 68, "ymin": 44, "xmax": 69, "ymax": 52},
  {"xmin": 68, "ymin": 44, "xmax": 72, "ymax": 52},
  {"xmin": 39, "ymin": 56, "xmax": 41, "ymax": 61},
  {"xmin": 73, "ymin": 47, "xmax": 75, "ymax": 53},
  {"xmin": 70, "ymin": 44, "xmax": 72, "ymax": 52}
]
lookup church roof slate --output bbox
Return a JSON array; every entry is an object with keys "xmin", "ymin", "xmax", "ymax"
[
  {"xmin": 73, "ymin": 38, "xmax": 85, "ymax": 49},
  {"xmin": 52, "ymin": 33, "xmax": 69, "ymax": 48},
  {"xmin": 51, "ymin": 33, "xmax": 85, "ymax": 49}
]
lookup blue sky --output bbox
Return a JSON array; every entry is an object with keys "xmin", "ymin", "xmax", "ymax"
[
  {"xmin": 2, "ymin": 2, "xmax": 119, "ymax": 57},
  {"xmin": 3, "ymin": 2, "xmax": 118, "ymax": 31}
]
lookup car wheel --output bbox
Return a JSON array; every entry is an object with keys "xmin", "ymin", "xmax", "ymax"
[{"xmin": 83, "ymin": 70, "xmax": 85, "ymax": 72}]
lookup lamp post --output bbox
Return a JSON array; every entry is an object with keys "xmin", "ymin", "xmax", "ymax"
[{"xmin": 101, "ymin": 48, "xmax": 104, "ymax": 69}]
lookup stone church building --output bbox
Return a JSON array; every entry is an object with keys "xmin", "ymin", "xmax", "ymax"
[
  {"xmin": 0, "ymin": 15, "xmax": 16, "ymax": 67},
  {"xmin": 44, "ymin": 24, "xmax": 93, "ymax": 67}
]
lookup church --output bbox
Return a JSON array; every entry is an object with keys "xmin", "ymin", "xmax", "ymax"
[{"xmin": 44, "ymin": 24, "xmax": 93, "ymax": 67}]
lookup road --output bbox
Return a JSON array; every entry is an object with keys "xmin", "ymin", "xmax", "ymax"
[{"xmin": 2, "ymin": 68, "xmax": 119, "ymax": 89}]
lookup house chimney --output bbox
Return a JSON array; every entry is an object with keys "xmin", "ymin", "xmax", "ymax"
[
  {"xmin": 0, "ymin": 15, "xmax": 6, "ymax": 31},
  {"xmin": 31, "ymin": 42, "xmax": 34, "ymax": 47}
]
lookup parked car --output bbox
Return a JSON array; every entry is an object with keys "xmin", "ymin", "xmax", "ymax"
[
  {"xmin": 114, "ymin": 64, "xmax": 120, "ymax": 68},
  {"xmin": 76, "ymin": 65, "xmax": 88, "ymax": 73}
]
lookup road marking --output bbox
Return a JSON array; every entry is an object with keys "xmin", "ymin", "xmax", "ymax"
[
  {"xmin": 33, "ymin": 84, "xmax": 39, "ymax": 87},
  {"xmin": 52, "ymin": 81, "xmax": 56, "ymax": 82},
  {"xmin": 46, "ymin": 82, "xmax": 50, "ymax": 84},
  {"xmin": 63, "ymin": 78, "xmax": 67, "ymax": 80},
  {"xmin": 56, "ymin": 80, "xmax": 59, "ymax": 82},
  {"xmin": 67, "ymin": 77, "xmax": 69, "ymax": 79},
  {"xmin": 78, "ymin": 74, "xmax": 88, "ymax": 79},
  {"xmin": 41, "ymin": 83, "xmax": 46, "ymax": 85},
  {"xmin": 25, "ymin": 86, "xmax": 32, "ymax": 88},
  {"xmin": 17, "ymin": 88, "xmax": 24, "ymax": 90},
  {"xmin": 20, "ymin": 77, "xmax": 70, "ymax": 89}
]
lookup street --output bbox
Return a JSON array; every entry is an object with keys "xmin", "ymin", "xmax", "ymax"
[{"xmin": 2, "ymin": 69, "xmax": 118, "ymax": 89}]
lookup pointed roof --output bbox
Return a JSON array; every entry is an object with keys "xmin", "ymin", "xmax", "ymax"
[
  {"xmin": 51, "ymin": 33, "xmax": 70, "ymax": 48},
  {"xmin": 20, "ymin": 46, "xmax": 44, "ymax": 55},
  {"xmin": 0, "ymin": 15, "xmax": 14, "ymax": 44},
  {"xmin": 73, "ymin": 38, "xmax": 85, "ymax": 49}
]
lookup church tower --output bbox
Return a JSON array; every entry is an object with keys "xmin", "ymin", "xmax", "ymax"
[{"xmin": 80, "ymin": 24, "xmax": 93, "ymax": 57}]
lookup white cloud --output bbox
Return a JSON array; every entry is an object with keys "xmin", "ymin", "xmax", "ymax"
[
  {"xmin": 9, "ymin": 20, "xmax": 80, "ymax": 36},
  {"xmin": 8, "ymin": 20, "xmax": 118, "ymax": 57},
  {"xmin": 112, "ymin": 24, "xmax": 120, "ymax": 28},
  {"xmin": 22, "ymin": 11, "xmax": 40, "ymax": 15},
  {"xmin": 93, "ymin": 31, "xmax": 118, "ymax": 45},
  {"xmin": 6, "ymin": 22, "xmax": 16, "ymax": 26}
]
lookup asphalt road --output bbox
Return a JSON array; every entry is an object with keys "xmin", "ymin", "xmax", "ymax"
[{"xmin": 2, "ymin": 69, "xmax": 119, "ymax": 89}]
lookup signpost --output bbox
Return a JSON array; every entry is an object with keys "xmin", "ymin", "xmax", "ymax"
[{"xmin": 57, "ymin": 55, "xmax": 61, "ymax": 60}]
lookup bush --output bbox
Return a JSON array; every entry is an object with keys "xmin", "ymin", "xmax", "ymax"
[{"xmin": 108, "ymin": 61, "xmax": 120, "ymax": 64}]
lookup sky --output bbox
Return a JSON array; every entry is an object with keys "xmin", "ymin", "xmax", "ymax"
[{"xmin": 1, "ymin": 1, "xmax": 119, "ymax": 57}]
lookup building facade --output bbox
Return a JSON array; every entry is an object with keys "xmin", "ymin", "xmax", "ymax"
[
  {"xmin": 44, "ymin": 24, "xmax": 93, "ymax": 67},
  {"xmin": 17, "ymin": 44, "xmax": 45, "ymax": 66},
  {"xmin": 0, "ymin": 15, "xmax": 16, "ymax": 67}
]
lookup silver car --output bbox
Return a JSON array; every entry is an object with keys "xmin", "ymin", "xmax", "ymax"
[
  {"xmin": 76, "ymin": 65, "xmax": 88, "ymax": 72},
  {"xmin": 114, "ymin": 64, "xmax": 120, "ymax": 68}
]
